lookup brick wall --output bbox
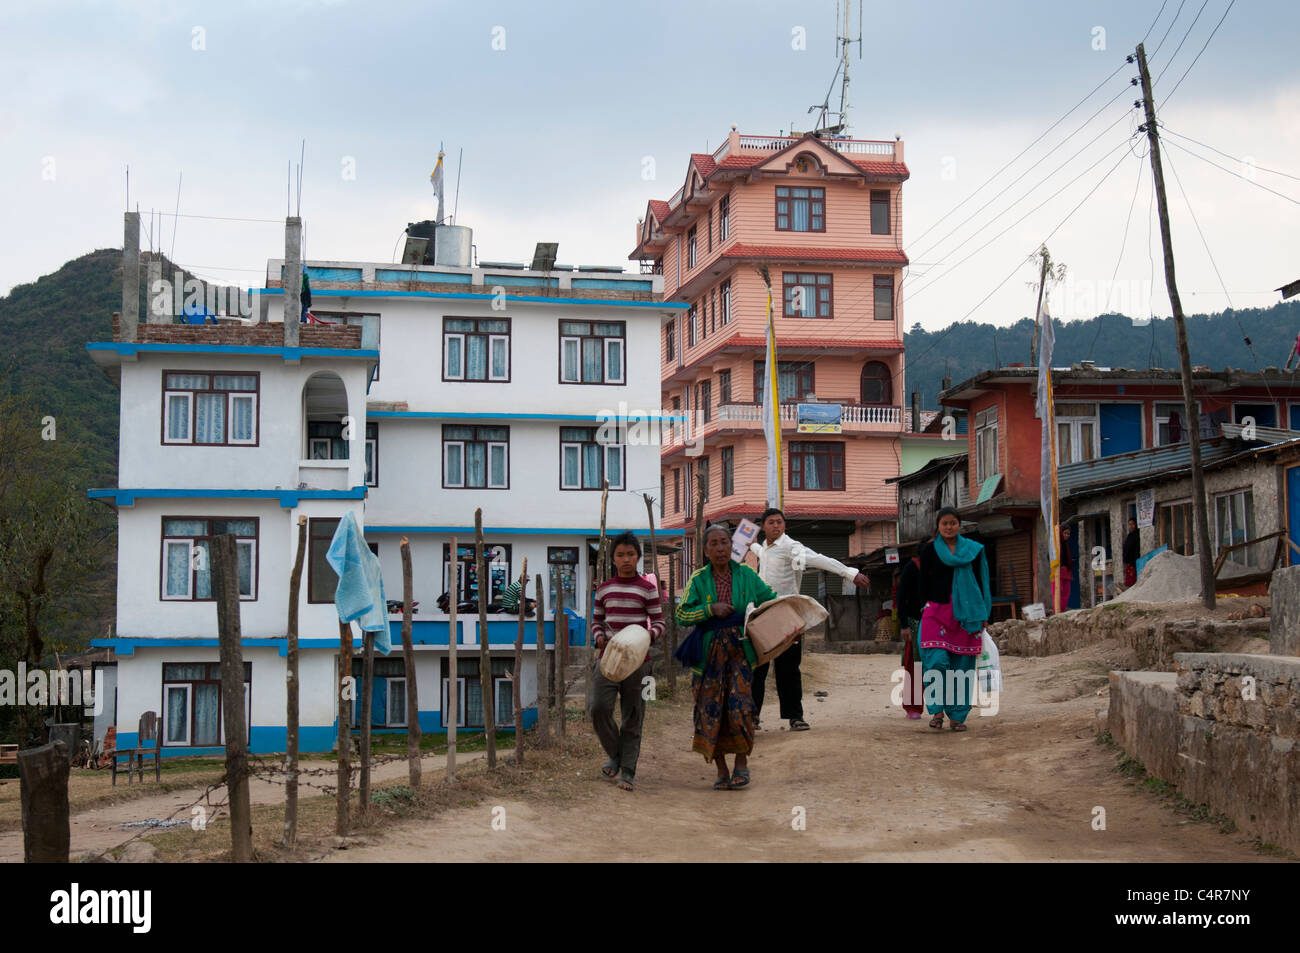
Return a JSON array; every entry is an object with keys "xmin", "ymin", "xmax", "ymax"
[{"xmin": 112, "ymin": 313, "xmax": 362, "ymax": 349}]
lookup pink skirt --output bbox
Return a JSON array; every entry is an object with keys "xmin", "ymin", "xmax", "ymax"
[{"xmin": 919, "ymin": 601, "xmax": 983, "ymax": 655}]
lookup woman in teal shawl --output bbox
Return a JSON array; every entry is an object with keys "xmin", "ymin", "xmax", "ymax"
[
  {"xmin": 676, "ymin": 525, "xmax": 779, "ymax": 789},
  {"xmin": 917, "ymin": 508, "xmax": 992, "ymax": 731}
]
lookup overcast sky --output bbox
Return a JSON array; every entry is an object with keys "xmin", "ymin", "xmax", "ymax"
[{"xmin": 2, "ymin": 0, "xmax": 1296, "ymax": 330}]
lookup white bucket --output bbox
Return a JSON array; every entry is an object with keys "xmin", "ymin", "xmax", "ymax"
[{"xmin": 599, "ymin": 624, "xmax": 651, "ymax": 683}]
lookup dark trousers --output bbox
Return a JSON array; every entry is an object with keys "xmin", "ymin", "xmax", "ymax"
[
  {"xmin": 587, "ymin": 659, "xmax": 651, "ymax": 780},
  {"xmin": 752, "ymin": 638, "xmax": 803, "ymax": 721}
]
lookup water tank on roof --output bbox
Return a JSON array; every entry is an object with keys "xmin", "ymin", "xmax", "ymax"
[{"xmin": 434, "ymin": 225, "xmax": 472, "ymax": 268}]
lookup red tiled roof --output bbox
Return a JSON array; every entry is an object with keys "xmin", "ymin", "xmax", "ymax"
[
  {"xmin": 689, "ymin": 153, "xmax": 717, "ymax": 177},
  {"xmin": 647, "ymin": 199, "xmax": 671, "ymax": 222},
  {"xmin": 722, "ymin": 244, "xmax": 909, "ymax": 265},
  {"xmin": 709, "ymin": 153, "xmax": 908, "ymax": 179},
  {"xmin": 852, "ymin": 159, "xmax": 910, "ymax": 178}
]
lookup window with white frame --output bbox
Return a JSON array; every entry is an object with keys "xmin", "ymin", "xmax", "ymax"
[
  {"xmin": 163, "ymin": 372, "xmax": 259, "ymax": 445},
  {"xmin": 560, "ymin": 426, "xmax": 624, "ymax": 490},
  {"xmin": 443, "ymin": 317, "xmax": 510, "ymax": 381},
  {"xmin": 307, "ymin": 421, "xmax": 379, "ymax": 486},
  {"xmin": 1214, "ymin": 488, "xmax": 1257, "ymax": 567},
  {"xmin": 1055, "ymin": 402, "xmax": 1099, "ymax": 463},
  {"xmin": 162, "ymin": 662, "xmax": 250, "ymax": 747},
  {"xmin": 349, "ymin": 657, "xmax": 407, "ymax": 727},
  {"xmin": 442, "ymin": 425, "xmax": 509, "ymax": 489},
  {"xmin": 559, "ymin": 321, "xmax": 625, "ymax": 384},
  {"xmin": 1155, "ymin": 401, "xmax": 1199, "ymax": 446},
  {"xmin": 161, "ymin": 518, "xmax": 257, "ymax": 601},
  {"xmin": 441, "ymin": 657, "xmax": 513, "ymax": 729},
  {"xmin": 975, "ymin": 406, "xmax": 999, "ymax": 484}
]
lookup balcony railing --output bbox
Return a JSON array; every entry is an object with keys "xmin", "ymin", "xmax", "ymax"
[
  {"xmin": 715, "ymin": 402, "xmax": 902, "ymax": 425},
  {"xmin": 738, "ymin": 135, "xmax": 895, "ymax": 156}
]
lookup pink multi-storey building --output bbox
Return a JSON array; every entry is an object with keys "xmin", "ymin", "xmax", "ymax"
[{"xmin": 631, "ymin": 128, "xmax": 910, "ymax": 584}]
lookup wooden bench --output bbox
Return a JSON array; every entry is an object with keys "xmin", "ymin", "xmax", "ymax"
[
  {"xmin": 0, "ymin": 744, "xmax": 17, "ymax": 766},
  {"xmin": 111, "ymin": 712, "xmax": 162, "ymax": 786}
]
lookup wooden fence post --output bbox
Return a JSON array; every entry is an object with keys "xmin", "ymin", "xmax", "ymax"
[
  {"xmin": 513, "ymin": 558, "xmax": 527, "ymax": 764},
  {"xmin": 283, "ymin": 514, "xmax": 306, "ymax": 849},
  {"xmin": 643, "ymin": 493, "xmax": 664, "ymax": 683},
  {"xmin": 359, "ymin": 631, "xmax": 374, "ymax": 819},
  {"xmin": 336, "ymin": 620, "xmax": 352, "ymax": 836},
  {"xmin": 667, "ymin": 551, "xmax": 678, "ymax": 697},
  {"xmin": 211, "ymin": 533, "xmax": 252, "ymax": 862},
  {"xmin": 534, "ymin": 571, "xmax": 548, "ymax": 742},
  {"xmin": 475, "ymin": 509, "xmax": 497, "ymax": 767},
  {"xmin": 554, "ymin": 582, "xmax": 566, "ymax": 737},
  {"xmin": 19, "ymin": 741, "xmax": 69, "ymax": 863},
  {"xmin": 447, "ymin": 535, "xmax": 458, "ymax": 782},
  {"xmin": 399, "ymin": 537, "xmax": 421, "ymax": 789}
]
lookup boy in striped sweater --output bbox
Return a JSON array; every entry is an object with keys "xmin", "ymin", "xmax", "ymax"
[{"xmin": 588, "ymin": 531, "xmax": 664, "ymax": 792}]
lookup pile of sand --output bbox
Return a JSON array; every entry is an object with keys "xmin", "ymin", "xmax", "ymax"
[{"xmin": 1114, "ymin": 550, "xmax": 1250, "ymax": 604}]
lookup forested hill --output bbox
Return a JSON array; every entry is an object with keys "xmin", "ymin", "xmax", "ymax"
[{"xmin": 904, "ymin": 300, "xmax": 1300, "ymax": 409}]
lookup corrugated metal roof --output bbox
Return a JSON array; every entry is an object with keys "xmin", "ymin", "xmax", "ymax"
[
  {"xmin": 1218, "ymin": 423, "xmax": 1300, "ymax": 445},
  {"xmin": 1058, "ymin": 437, "xmax": 1240, "ymax": 497}
]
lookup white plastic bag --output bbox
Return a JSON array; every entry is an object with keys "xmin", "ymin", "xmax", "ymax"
[{"xmin": 976, "ymin": 629, "xmax": 1002, "ymax": 693}]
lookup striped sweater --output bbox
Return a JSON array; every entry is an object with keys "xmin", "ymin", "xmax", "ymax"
[{"xmin": 591, "ymin": 574, "xmax": 664, "ymax": 660}]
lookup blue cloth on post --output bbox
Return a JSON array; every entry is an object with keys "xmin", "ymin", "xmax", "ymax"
[
  {"xmin": 325, "ymin": 512, "xmax": 390, "ymax": 654},
  {"xmin": 932, "ymin": 535, "xmax": 991, "ymax": 634}
]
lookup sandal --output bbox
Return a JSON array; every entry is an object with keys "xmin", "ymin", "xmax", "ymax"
[
  {"xmin": 929, "ymin": 714, "xmax": 945, "ymax": 729},
  {"xmin": 601, "ymin": 759, "xmax": 619, "ymax": 780},
  {"xmin": 729, "ymin": 767, "xmax": 751, "ymax": 789},
  {"xmin": 617, "ymin": 777, "xmax": 635, "ymax": 791},
  {"xmin": 950, "ymin": 721, "xmax": 968, "ymax": 732},
  {"xmin": 713, "ymin": 776, "xmax": 731, "ymax": 791},
  {"xmin": 789, "ymin": 718, "xmax": 810, "ymax": 731}
]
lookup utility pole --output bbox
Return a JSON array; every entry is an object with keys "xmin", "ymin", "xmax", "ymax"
[
  {"xmin": 1135, "ymin": 42, "xmax": 1216, "ymax": 610},
  {"xmin": 1029, "ymin": 248, "xmax": 1049, "ymax": 366}
]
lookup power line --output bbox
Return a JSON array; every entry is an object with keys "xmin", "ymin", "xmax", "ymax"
[
  {"xmin": 1162, "ymin": 138, "xmax": 1300, "ymax": 206},
  {"xmin": 1159, "ymin": 0, "xmax": 1236, "ymax": 106},
  {"xmin": 153, "ymin": 211, "xmax": 283, "ymax": 224},
  {"xmin": 1089, "ymin": 159, "xmax": 1146, "ymax": 359},
  {"xmin": 1149, "ymin": 0, "xmax": 1188, "ymax": 59},
  {"xmin": 1152, "ymin": 0, "xmax": 1211, "ymax": 87},
  {"xmin": 1160, "ymin": 126, "xmax": 1300, "ymax": 182}
]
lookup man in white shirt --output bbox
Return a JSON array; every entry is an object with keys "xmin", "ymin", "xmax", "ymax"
[{"xmin": 748, "ymin": 507, "xmax": 869, "ymax": 730}]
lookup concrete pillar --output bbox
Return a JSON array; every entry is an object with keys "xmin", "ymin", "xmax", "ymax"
[
  {"xmin": 283, "ymin": 216, "xmax": 302, "ymax": 347},
  {"xmin": 911, "ymin": 391, "xmax": 921, "ymax": 433},
  {"xmin": 121, "ymin": 212, "xmax": 140, "ymax": 342},
  {"xmin": 146, "ymin": 254, "xmax": 166, "ymax": 323}
]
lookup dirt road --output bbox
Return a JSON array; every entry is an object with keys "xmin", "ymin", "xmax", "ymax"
[{"xmin": 323, "ymin": 645, "xmax": 1279, "ymax": 863}]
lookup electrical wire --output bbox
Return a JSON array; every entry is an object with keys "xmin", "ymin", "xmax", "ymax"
[
  {"xmin": 1161, "ymin": 126, "xmax": 1300, "ymax": 182},
  {"xmin": 1152, "ymin": 0, "xmax": 1211, "ymax": 87},
  {"xmin": 1089, "ymin": 159, "xmax": 1146, "ymax": 359},
  {"xmin": 1162, "ymin": 138, "xmax": 1300, "ymax": 206},
  {"xmin": 1149, "ymin": 0, "xmax": 1188, "ymax": 59},
  {"xmin": 1158, "ymin": 0, "xmax": 1236, "ymax": 107}
]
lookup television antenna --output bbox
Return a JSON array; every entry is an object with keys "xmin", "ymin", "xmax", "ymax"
[{"xmin": 808, "ymin": 0, "xmax": 862, "ymax": 138}]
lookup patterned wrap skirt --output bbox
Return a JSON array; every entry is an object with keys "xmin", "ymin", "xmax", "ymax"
[{"xmin": 691, "ymin": 626, "xmax": 756, "ymax": 762}]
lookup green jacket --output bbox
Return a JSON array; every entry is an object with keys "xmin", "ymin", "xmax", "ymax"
[{"xmin": 676, "ymin": 560, "xmax": 779, "ymax": 672}]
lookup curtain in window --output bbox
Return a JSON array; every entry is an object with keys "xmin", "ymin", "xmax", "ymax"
[
  {"xmin": 166, "ymin": 687, "xmax": 187, "ymax": 743},
  {"xmin": 581, "ymin": 338, "xmax": 602, "ymax": 382},
  {"xmin": 583, "ymin": 443, "xmax": 601, "ymax": 488},
  {"xmin": 778, "ymin": 367, "xmax": 798, "ymax": 401},
  {"xmin": 237, "ymin": 541, "xmax": 253, "ymax": 596},
  {"xmin": 465, "ymin": 442, "xmax": 486, "ymax": 486},
  {"xmin": 193, "ymin": 683, "xmax": 220, "ymax": 746},
  {"xmin": 195, "ymin": 393, "xmax": 225, "ymax": 442},
  {"xmin": 606, "ymin": 446, "xmax": 621, "ymax": 487},
  {"xmin": 167, "ymin": 374, "xmax": 208, "ymax": 389},
  {"xmin": 213, "ymin": 375, "xmax": 257, "ymax": 390},
  {"xmin": 166, "ymin": 395, "xmax": 190, "ymax": 440},
  {"xmin": 230, "ymin": 396, "xmax": 254, "ymax": 441},
  {"xmin": 797, "ymin": 280, "xmax": 817, "ymax": 315},
  {"xmin": 445, "ymin": 336, "xmax": 462, "ymax": 376},
  {"xmin": 466, "ymin": 336, "xmax": 487, "ymax": 379},
  {"xmin": 194, "ymin": 541, "xmax": 212, "ymax": 599},
  {"xmin": 490, "ymin": 338, "xmax": 507, "ymax": 378},
  {"xmin": 465, "ymin": 678, "xmax": 484, "ymax": 726},
  {"xmin": 496, "ymin": 683, "xmax": 512, "ymax": 725},
  {"xmin": 489, "ymin": 444, "xmax": 506, "ymax": 487},
  {"xmin": 804, "ymin": 451, "xmax": 825, "ymax": 490},
  {"xmin": 606, "ymin": 340, "xmax": 623, "ymax": 381},
  {"xmin": 446, "ymin": 443, "xmax": 463, "ymax": 484},
  {"xmin": 164, "ymin": 542, "xmax": 191, "ymax": 596},
  {"xmin": 563, "ymin": 445, "xmax": 580, "ymax": 487},
  {"xmin": 388, "ymin": 679, "xmax": 406, "ymax": 725},
  {"xmin": 562, "ymin": 339, "xmax": 579, "ymax": 381},
  {"xmin": 792, "ymin": 198, "xmax": 810, "ymax": 231}
]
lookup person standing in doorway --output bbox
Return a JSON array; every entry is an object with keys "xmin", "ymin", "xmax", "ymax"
[
  {"xmin": 748, "ymin": 507, "xmax": 870, "ymax": 731},
  {"xmin": 1123, "ymin": 518, "xmax": 1141, "ymax": 588},
  {"xmin": 589, "ymin": 532, "xmax": 664, "ymax": 792}
]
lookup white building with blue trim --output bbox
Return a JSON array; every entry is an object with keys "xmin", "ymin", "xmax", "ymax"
[{"xmin": 87, "ymin": 216, "xmax": 683, "ymax": 757}]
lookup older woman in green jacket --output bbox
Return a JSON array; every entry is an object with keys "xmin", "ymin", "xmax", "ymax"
[{"xmin": 677, "ymin": 524, "xmax": 779, "ymax": 790}]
